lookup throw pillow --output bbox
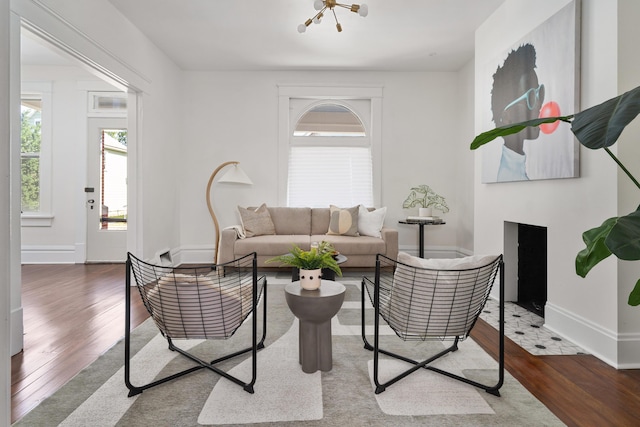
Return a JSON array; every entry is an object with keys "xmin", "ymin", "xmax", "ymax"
[
  {"xmin": 358, "ymin": 205, "xmax": 387, "ymax": 238},
  {"xmin": 237, "ymin": 203, "xmax": 276, "ymax": 238},
  {"xmin": 326, "ymin": 205, "xmax": 359, "ymax": 236}
]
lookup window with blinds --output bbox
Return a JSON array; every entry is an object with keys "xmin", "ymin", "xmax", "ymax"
[{"xmin": 287, "ymin": 103, "xmax": 373, "ymax": 208}]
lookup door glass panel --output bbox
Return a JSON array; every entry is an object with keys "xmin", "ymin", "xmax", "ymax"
[{"xmin": 99, "ymin": 128, "xmax": 127, "ymax": 230}]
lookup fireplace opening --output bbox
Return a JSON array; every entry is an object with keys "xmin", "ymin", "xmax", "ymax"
[{"xmin": 516, "ymin": 223, "xmax": 547, "ymax": 317}]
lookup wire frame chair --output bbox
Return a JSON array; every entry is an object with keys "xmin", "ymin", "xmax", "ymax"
[
  {"xmin": 361, "ymin": 253, "xmax": 504, "ymax": 395},
  {"xmin": 125, "ymin": 252, "xmax": 267, "ymax": 396}
]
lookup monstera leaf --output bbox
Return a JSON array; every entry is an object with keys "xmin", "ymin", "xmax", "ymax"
[
  {"xmin": 571, "ymin": 86, "xmax": 640, "ymax": 149},
  {"xmin": 576, "ymin": 209, "xmax": 640, "ymax": 275},
  {"xmin": 470, "ymin": 116, "xmax": 573, "ymax": 150},
  {"xmin": 470, "ymin": 85, "xmax": 640, "ymax": 306},
  {"xmin": 470, "ymin": 86, "xmax": 640, "ymax": 151}
]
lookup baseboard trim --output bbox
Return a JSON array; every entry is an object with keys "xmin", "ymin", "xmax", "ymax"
[
  {"xmin": 544, "ymin": 302, "xmax": 640, "ymax": 368},
  {"xmin": 21, "ymin": 245, "xmax": 76, "ymax": 264},
  {"xmin": 11, "ymin": 306, "xmax": 24, "ymax": 356}
]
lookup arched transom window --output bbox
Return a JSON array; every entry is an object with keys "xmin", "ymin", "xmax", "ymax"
[{"xmin": 287, "ymin": 100, "xmax": 373, "ymax": 208}]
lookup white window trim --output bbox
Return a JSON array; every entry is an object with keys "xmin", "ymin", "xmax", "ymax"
[
  {"xmin": 277, "ymin": 84, "xmax": 383, "ymax": 207},
  {"xmin": 21, "ymin": 81, "xmax": 53, "ymax": 227}
]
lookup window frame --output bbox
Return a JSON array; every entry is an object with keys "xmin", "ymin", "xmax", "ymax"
[
  {"xmin": 21, "ymin": 81, "xmax": 53, "ymax": 227},
  {"xmin": 277, "ymin": 85, "xmax": 383, "ymax": 207}
]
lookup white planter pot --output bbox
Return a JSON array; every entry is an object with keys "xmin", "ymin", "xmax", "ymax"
[
  {"xmin": 299, "ymin": 269, "xmax": 322, "ymax": 290},
  {"xmin": 419, "ymin": 207, "xmax": 432, "ymax": 217}
]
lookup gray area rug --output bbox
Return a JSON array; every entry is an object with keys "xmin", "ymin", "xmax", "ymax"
[{"xmin": 13, "ymin": 275, "xmax": 565, "ymax": 426}]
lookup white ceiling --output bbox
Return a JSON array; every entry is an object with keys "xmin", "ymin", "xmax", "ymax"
[{"xmin": 23, "ymin": 0, "xmax": 505, "ymax": 72}]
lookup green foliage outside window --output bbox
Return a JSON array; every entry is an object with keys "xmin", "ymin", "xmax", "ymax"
[
  {"xmin": 21, "ymin": 108, "xmax": 41, "ymax": 212},
  {"xmin": 105, "ymin": 130, "xmax": 127, "ymax": 146}
]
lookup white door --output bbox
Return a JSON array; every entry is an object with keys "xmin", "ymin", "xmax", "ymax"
[{"xmin": 86, "ymin": 118, "xmax": 127, "ymax": 262}]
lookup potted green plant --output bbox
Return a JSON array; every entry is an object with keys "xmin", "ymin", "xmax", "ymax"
[
  {"xmin": 402, "ymin": 185, "xmax": 450, "ymax": 217},
  {"xmin": 267, "ymin": 243, "xmax": 342, "ymax": 290},
  {"xmin": 471, "ymin": 85, "xmax": 640, "ymax": 306}
]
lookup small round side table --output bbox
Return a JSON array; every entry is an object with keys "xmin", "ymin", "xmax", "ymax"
[{"xmin": 284, "ymin": 280, "xmax": 346, "ymax": 373}]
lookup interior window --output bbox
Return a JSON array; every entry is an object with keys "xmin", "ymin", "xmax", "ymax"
[
  {"xmin": 21, "ymin": 96, "xmax": 43, "ymax": 212},
  {"xmin": 21, "ymin": 82, "xmax": 53, "ymax": 225},
  {"xmin": 288, "ymin": 102, "xmax": 373, "ymax": 208}
]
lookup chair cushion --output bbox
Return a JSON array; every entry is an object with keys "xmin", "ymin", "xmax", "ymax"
[
  {"xmin": 398, "ymin": 251, "xmax": 497, "ymax": 270},
  {"xmin": 386, "ymin": 252, "xmax": 499, "ymax": 338},
  {"xmin": 147, "ymin": 273, "xmax": 247, "ymax": 339}
]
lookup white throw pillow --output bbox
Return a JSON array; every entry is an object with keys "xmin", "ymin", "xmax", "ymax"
[{"xmin": 357, "ymin": 205, "xmax": 387, "ymax": 238}]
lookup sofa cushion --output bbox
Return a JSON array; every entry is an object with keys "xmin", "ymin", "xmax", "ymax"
[
  {"xmin": 237, "ymin": 204, "xmax": 276, "ymax": 238},
  {"xmin": 235, "ymin": 234, "xmax": 311, "ymax": 257},
  {"xmin": 267, "ymin": 207, "xmax": 311, "ymax": 235},
  {"xmin": 311, "ymin": 208, "xmax": 331, "ymax": 235},
  {"xmin": 358, "ymin": 205, "xmax": 387, "ymax": 238},
  {"xmin": 314, "ymin": 235, "xmax": 385, "ymax": 255},
  {"xmin": 327, "ymin": 205, "xmax": 359, "ymax": 236}
]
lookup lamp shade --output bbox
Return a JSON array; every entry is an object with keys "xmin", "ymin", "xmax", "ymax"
[{"xmin": 217, "ymin": 164, "xmax": 253, "ymax": 185}]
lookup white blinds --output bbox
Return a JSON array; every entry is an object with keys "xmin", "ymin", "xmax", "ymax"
[{"xmin": 288, "ymin": 146, "xmax": 373, "ymax": 208}]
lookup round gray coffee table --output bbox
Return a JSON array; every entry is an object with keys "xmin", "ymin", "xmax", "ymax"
[{"xmin": 284, "ymin": 280, "xmax": 346, "ymax": 373}]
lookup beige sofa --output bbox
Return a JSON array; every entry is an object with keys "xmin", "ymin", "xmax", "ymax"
[{"xmin": 218, "ymin": 206, "xmax": 398, "ymax": 269}]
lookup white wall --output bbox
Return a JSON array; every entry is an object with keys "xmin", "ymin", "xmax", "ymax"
[
  {"xmin": 178, "ymin": 71, "xmax": 466, "ymax": 263},
  {"xmin": 616, "ymin": 0, "xmax": 640, "ymax": 365},
  {"xmin": 1, "ymin": 0, "xmax": 11, "ymax": 421},
  {"xmin": 475, "ymin": 0, "xmax": 640, "ymax": 367},
  {"xmin": 455, "ymin": 59, "xmax": 477, "ymax": 254}
]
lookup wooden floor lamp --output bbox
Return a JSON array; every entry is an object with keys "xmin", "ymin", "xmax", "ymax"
[{"xmin": 206, "ymin": 161, "xmax": 253, "ymax": 263}]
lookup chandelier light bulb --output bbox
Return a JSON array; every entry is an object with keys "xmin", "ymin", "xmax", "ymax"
[{"xmin": 298, "ymin": 1, "xmax": 368, "ymax": 33}]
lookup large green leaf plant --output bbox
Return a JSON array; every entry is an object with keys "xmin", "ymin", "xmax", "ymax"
[
  {"xmin": 266, "ymin": 244, "xmax": 342, "ymax": 276},
  {"xmin": 471, "ymin": 85, "xmax": 640, "ymax": 306}
]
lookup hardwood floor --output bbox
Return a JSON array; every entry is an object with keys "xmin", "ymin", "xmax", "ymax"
[
  {"xmin": 11, "ymin": 264, "xmax": 640, "ymax": 425},
  {"xmin": 11, "ymin": 264, "xmax": 148, "ymax": 424}
]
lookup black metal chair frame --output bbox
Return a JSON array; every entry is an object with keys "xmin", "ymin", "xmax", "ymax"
[
  {"xmin": 124, "ymin": 252, "xmax": 267, "ymax": 397},
  {"xmin": 361, "ymin": 254, "xmax": 504, "ymax": 396}
]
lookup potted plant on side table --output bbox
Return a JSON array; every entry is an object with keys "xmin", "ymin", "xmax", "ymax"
[
  {"xmin": 402, "ymin": 185, "xmax": 450, "ymax": 217},
  {"xmin": 267, "ymin": 242, "xmax": 342, "ymax": 290}
]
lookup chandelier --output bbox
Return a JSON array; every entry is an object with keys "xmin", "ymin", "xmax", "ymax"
[{"xmin": 298, "ymin": 0, "xmax": 368, "ymax": 33}]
